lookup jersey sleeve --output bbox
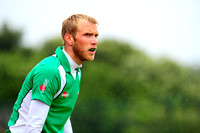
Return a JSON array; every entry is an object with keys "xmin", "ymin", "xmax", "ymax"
[
  {"xmin": 31, "ymin": 66, "xmax": 61, "ymax": 106},
  {"xmin": 25, "ymin": 100, "xmax": 50, "ymax": 132}
]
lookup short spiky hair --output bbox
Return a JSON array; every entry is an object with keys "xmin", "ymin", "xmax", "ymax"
[{"xmin": 61, "ymin": 14, "xmax": 98, "ymax": 45}]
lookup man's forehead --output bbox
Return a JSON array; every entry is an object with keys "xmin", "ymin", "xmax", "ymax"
[
  {"xmin": 77, "ymin": 19, "xmax": 95, "ymax": 27},
  {"xmin": 77, "ymin": 19, "xmax": 98, "ymax": 32}
]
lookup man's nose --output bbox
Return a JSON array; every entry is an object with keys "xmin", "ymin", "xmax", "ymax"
[{"xmin": 91, "ymin": 36, "xmax": 98, "ymax": 45}]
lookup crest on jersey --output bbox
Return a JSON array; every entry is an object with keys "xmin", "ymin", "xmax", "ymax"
[
  {"xmin": 40, "ymin": 79, "xmax": 49, "ymax": 92},
  {"xmin": 40, "ymin": 84, "xmax": 46, "ymax": 91},
  {"xmin": 62, "ymin": 91, "xmax": 70, "ymax": 97}
]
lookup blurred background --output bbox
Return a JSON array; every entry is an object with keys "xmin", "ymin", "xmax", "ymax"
[{"xmin": 0, "ymin": 0, "xmax": 200, "ymax": 132}]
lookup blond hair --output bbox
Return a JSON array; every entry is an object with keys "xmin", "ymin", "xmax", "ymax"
[{"xmin": 61, "ymin": 14, "xmax": 98, "ymax": 45}]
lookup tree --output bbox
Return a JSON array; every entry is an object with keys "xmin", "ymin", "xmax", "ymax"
[
  {"xmin": 71, "ymin": 39, "xmax": 200, "ymax": 133},
  {"xmin": 0, "ymin": 23, "xmax": 22, "ymax": 51},
  {"xmin": 42, "ymin": 37, "xmax": 62, "ymax": 56}
]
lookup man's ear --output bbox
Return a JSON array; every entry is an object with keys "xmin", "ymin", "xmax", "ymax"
[{"xmin": 64, "ymin": 34, "xmax": 74, "ymax": 46}]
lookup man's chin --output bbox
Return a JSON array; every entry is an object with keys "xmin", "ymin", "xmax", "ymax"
[{"xmin": 85, "ymin": 56, "xmax": 95, "ymax": 61}]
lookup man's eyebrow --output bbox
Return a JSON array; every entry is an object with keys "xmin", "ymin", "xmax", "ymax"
[{"xmin": 84, "ymin": 32, "xmax": 99, "ymax": 36}]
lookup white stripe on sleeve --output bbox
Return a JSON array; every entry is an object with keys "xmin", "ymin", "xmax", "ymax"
[{"xmin": 25, "ymin": 100, "xmax": 50, "ymax": 133}]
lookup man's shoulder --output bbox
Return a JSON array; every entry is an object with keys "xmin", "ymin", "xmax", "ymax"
[
  {"xmin": 34, "ymin": 55, "xmax": 61, "ymax": 75},
  {"xmin": 42, "ymin": 55, "xmax": 60, "ymax": 65}
]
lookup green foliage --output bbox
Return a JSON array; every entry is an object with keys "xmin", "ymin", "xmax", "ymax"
[
  {"xmin": 0, "ymin": 23, "xmax": 22, "ymax": 51},
  {"xmin": 0, "ymin": 25, "xmax": 200, "ymax": 132},
  {"xmin": 0, "ymin": 48, "xmax": 46, "ymax": 104},
  {"xmin": 42, "ymin": 37, "xmax": 62, "ymax": 56},
  {"xmin": 71, "ymin": 40, "xmax": 200, "ymax": 133}
]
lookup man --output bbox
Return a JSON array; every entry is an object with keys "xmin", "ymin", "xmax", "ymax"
[{"xmin": 6, "ymin": 14, "xmax": 99, "ymax": 133}]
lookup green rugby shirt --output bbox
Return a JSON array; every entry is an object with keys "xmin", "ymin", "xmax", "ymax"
[{"xmin": 7, "ymin": 46, "xmax": 82, "ymax": 133}]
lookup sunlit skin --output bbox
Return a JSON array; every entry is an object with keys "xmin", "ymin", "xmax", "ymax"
[{"xmin": 64, "ymin": 19, "xmax": 99, "ymax": 65}]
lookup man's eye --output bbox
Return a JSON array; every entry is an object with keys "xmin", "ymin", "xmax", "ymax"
[{"xmin": 85, "ymin": 34, "xmax": 90, "ymax": 36}]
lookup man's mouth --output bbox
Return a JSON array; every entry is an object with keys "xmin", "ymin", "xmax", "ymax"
[{"xmin": 89, "ymin": 48, "xmax": 96, "ymax": 52}]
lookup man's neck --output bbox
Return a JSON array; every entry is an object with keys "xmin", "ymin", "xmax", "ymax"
[{"xmin": 62, "ymin": 48, "xmax": 82, "ymax": 70}]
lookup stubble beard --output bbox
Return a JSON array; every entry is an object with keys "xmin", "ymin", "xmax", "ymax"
[{"xmin": 73, "ymin": 45, "xmax": 95, "ymax": 63}]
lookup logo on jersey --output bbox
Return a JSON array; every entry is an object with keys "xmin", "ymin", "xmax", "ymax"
[
  {"xmin": 62, "ymin": 91, "xmax": 70, "ymax": 97},
  {"xmin": 40, "ymin": 84, "xmax": 46, "ymax": 91},
  {"xmin": 40, "ymin": 79, "xmax": 49, "ymax": 92}
]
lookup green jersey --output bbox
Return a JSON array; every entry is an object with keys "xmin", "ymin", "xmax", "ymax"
[{"xmin": 7, "ymin": 46, "xmax": 82, "ymax": 133}]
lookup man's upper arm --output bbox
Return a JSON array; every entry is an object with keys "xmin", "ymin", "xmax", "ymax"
[
  {"xmin": 25, "ymin": 100, "xmax": 50, "ymax": 133},
  {"xmin": 31, "ymin": 66, "xmax": 61, "ymax": 106}
]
